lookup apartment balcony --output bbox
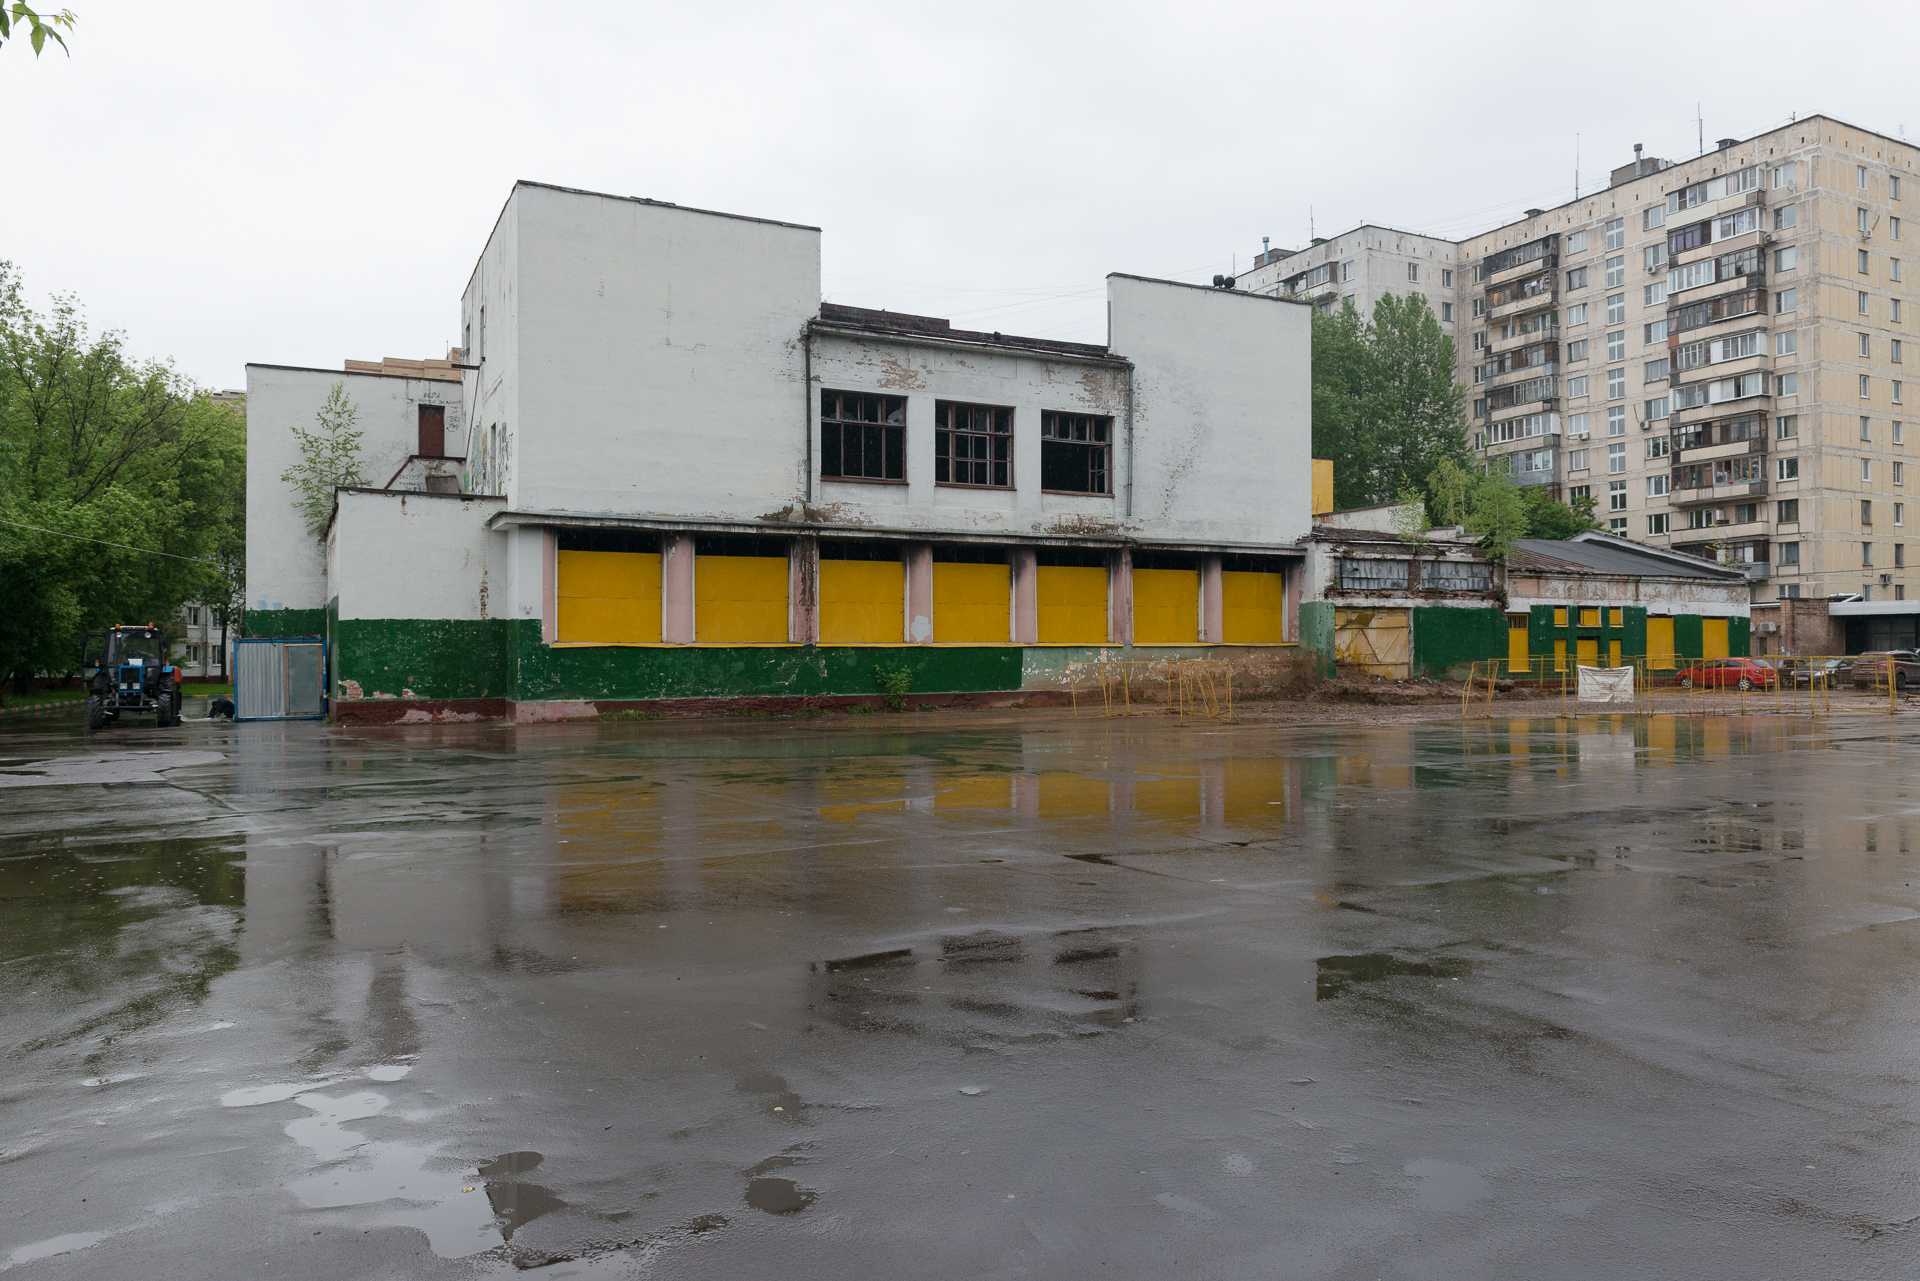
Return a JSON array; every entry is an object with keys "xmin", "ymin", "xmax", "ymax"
[
  {"xmin": 1489, "ymin": 323, "xmax": 1558, "ymax": 356},
  {"xmin": 1486, "ymin": 252, "xmax": 1558, "ymax": 287},
  {"xmin": 1669, "ymin": 269, "xmax": 1768, "ymax": 310},
  {"xmin": 1670, "ymin": 433, "xmax": 1767, "ymax": 466},
  {"xmin": 1480, "ymin": 361, "xmax": 1559, "ymax": 390},
  {"xmin": 1670, "ymin": 226, "xmax": 1766, "ymax": 270},
  {"xmin": 1670, "ymin": 479, "xmax": 1769, "ymax": 507},
  {"xmin": 1486, "ymin": 289, "xmax": 1556, "ymax": 324},
  {"xmin": 1670, "ymin": 351, "xmax": 1772, "ymax": 390}
]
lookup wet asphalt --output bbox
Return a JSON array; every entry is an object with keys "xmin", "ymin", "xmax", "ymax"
[{"xmin": 3, "ymin": 702, "xmax": 1920, "ymax": 1278}]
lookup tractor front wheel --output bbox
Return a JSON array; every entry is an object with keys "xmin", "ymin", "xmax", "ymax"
[{"xmin": 86, "ymin": 692, "xmax": 109, "ymax": 731}]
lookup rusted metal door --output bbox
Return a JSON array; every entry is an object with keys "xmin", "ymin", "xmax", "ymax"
[
  {"xmin": 1333, "ymin": 607, "xmax": 1411, "ymax": 678},
  {"xmin": 418, "ymin": 404, "xmax": 445, "ymax": 458}
]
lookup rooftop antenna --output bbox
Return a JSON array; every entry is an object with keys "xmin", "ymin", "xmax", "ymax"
[
  {"xmin": 1696, "ymin": 103, "xmax": 1704, "ymax": 156},
  {"xmin": 1309, "ymin": 206, "xmax": 1315, "ymax": 240},
  {"xmin": 1574, "ymin": 133, "xmax": 1580, "ymax": 198}
]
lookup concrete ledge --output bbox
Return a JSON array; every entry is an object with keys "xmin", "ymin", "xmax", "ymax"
[
  {"xmin": 331, "ymin": 691, "xmax": 1075, "ymax": 725},
  {"xmin": 332, "ymin": 698, "xmax": 510, "ymax": 725},
  {"xmin": 516, "ymin": 700, "xmax": 599, "ymax": 724}
]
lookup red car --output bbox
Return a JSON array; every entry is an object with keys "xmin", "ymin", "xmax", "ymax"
[{"xmin": 1674, "ymin": 657, "xmax": 1776, "ymax": 690}]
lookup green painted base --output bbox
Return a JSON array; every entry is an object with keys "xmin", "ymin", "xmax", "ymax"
[{"xmin": 244, "ymin": 607, "xmax": 326, "ymax": 639}]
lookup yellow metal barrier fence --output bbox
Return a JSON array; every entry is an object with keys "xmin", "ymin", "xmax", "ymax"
[{"xmin": 1458, "ymin": 654, "xmax": 1909, "ymax": 718}]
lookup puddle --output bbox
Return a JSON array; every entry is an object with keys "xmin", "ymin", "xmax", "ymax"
[
  {"xmin": 744, "ymin": 1177, "xmax": 815, "ymax": 1214},
  {"xmin": 1404, "ymin": 1158, "xmax": 1492, "ymax": 1212},
  {"xmin": 1315, "ymin": 953, "xmax": 1469, "ymax": 1000}
]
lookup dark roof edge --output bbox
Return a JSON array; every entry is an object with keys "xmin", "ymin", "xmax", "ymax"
[
  {"xmin": 245, "ymin": 363, "xmax": 464, "ymax": 384},
  {"xmin": 1105, "ymin": 272, "xmax": 1311, "ymax": 304},
  {"xmin": 808, "ymin": 320, "xmax": 1129, "ymax": 366}
]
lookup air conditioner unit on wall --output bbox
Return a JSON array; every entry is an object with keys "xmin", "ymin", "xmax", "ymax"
[
  {"xmin": 1881, "ymin": 573, "xmax": 1894, "ymax": 585},
  {"xmin": 1755, "ymin": 621, "xmax": 1779, "ymax": 633}
]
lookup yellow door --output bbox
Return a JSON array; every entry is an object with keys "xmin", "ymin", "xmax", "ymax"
[
  {"xmin": 933, "ymin": 562, "xmax": 1009, "ymax": 642},
  {"xmin": 696, "ymin": 556, "xmax": 789, "ymax": 643},
  {"xmin": 1133, "ymin": 569, "xmax": 1199, "ymax": 644},
  {"xmin": 1037, "ymin": 566, "xmax": 1107, "ymax": 643},
  {"xmin": 558, "ymin": 550, "xmax": 662, "ymax": 643},
  {"xmin": 1609, "ymin": 640, "xmax": 1622, "ymax": 668},
  {"xmin": 1553, "ymin": 639, "xmax": 1567, "ymax": 671},
  {"xmin": 1647, "ymin": 617, "xmax": 1675, "ymax": 669},
  {"xmin": 819, "ymin": 559, "xmax": 903, "ymax": 644},
  {"xmin": 1506, "ymin": 613, "xmax": 1530, "ymax": 672},
  {"xmin": 1702, "ymin": 618, "xmax": 1729, "ymax": 658},
  {"xmin": 1576, "ymin": 637, "xmax": 1599, "ymax": 667}
]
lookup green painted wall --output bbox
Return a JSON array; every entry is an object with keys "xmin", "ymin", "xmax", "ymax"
[
  {"xmin": 244, "ymin": 607, "xmax": 326, "ymax": 639},
  {"xmin": 334, "ymin": 618, "xmax": 516, "ymax": 701},
  {"xmin": 1728, "ymin": 615, "xmax": 1751, "ymax": 656},
  {"xmin": 510, "ymin": 622, "xmax": 1022, "ymax": 701},
  {"xmin": 1520, "ymin": 606, "xmax": 1747, "ymax": 671},
  {"xmin": 1409, "ymin": 605, "xmax": 1506, "ymax": 679},
  {"xmin": 1298, "ymin": 601, "xmax": 1337, "ymax": 677},
  {"xmin": 1673, "ymin": 613, "xmax": 1703, "ymax": 660}
]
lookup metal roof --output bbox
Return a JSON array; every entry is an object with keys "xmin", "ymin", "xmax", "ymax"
[{"xmin": 1511, "ymin": 538, "xmax": 1743, "ymax": 580}]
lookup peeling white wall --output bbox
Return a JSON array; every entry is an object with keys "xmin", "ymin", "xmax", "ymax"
[
  {"xmin": 808, "ymin": 334, "xmax": 1130, "ymax": 536},
  {"xmin": 467, "ymin": 182, "xmax": 820, "ymax": 518},
  {"xmin": 1108, "ymin": 275, "xmax": 1312, "ymax": 546},
  {"xmin": 330, "ymin": 491, "xmax": 505, "ymax": 621},
  {"xmin": 1508, "ymin": 573, "xmax": 1751, "ymax": 617},
  {"xmin": 244, "ymin": 365, "xmax": 465, "ymax": 613}
]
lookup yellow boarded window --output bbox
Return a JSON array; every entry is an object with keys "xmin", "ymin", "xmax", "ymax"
[
  {"xmin": 1507, "ymin": 613, "xmax": 1530, "ymax": 672},
  {"xmin": 933, "ymin": 562, "xmax": 1009, "ymax": 643},
  {"xmin": 1702, "ymin": 617, "xmax": 1729, "ymax": 658},
  {"xmin": 1222, "ymin": 569, "xmax": 1287, "ymax": 643},
  {"xmin": 1133, "ymin": 568, "xmax": 1199, "ymax": 644},
  {"xmin": 1553, "ymin": 607, "xmax": 1567, "ymax": 627},
  {"xmin": 819, "ymin": 558, "xmax": 903, "ymax": 644},
  {"xmin": 557, "ymin": 550, "xmax": 661, "ymax": 643},
  {"xmin": 1647, "ymin": 617, "xmax": 1676, "ymax": 668},
  {"xmin": 1609, "ymin": 639, "xmax": 1622, "ymax": 667},
  {"xmin": 1037, "ymin": 565, "xmax": 1107, "ymax": 643},
  {"xmin": 696, "ymin": 554, "xmax": 788, "ymax": 643},
  {"xmin": 1553, "ymin": 638, "xmax": 1567, "ymax": 671},
  {"xmin": 1608, "ymin": 608, "xmax": 1624, "ymax": 628},
  {"xmin": 1578, "ymin": 607, "xmax": 1600, "ymax": 627}
]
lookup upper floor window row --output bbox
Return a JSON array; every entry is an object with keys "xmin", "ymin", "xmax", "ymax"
[{"xmin": 820, "ymin": 389, "xmax": 1113, "ymax": 495}]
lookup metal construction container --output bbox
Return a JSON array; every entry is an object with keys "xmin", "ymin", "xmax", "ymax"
[{"xmin": 235, "ymin": 637, "xmax": 327, "ymax": 721}]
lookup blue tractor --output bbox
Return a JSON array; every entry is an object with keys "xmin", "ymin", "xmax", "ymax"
[{"xmin": 80, "ymin": 625, "xmax": 182, "ymax": 730}]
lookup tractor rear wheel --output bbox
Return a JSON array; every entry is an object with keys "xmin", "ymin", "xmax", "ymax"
[{"xmin": 156, "ymin": 676, "xmax": 179, "ymax": 727}]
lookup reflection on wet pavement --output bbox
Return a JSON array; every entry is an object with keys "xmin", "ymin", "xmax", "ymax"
[{"xmin": 4, "ymin": 710, "xmax": 1920, "ymax": 1276}]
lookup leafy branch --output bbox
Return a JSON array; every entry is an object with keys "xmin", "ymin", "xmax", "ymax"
[{"xmin": 1, "ymin": 4, "xmax": 76, "ymax": 56}]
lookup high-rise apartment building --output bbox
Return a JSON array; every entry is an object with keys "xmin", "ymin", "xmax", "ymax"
[
  {"xmin": 1236, "ymin": 225, "xmax": 1459, "ymax": 337},
  {"xmin": 1457, "ymin": 116, "xmax": 1919, "ymax": 604}
]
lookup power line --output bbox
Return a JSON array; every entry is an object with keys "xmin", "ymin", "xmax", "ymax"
[{"xmin": 0, "ymin": 516, "xmax": 220, "ymax": 565}]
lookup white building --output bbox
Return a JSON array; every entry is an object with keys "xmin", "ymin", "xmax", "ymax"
[
  {"xmin": 1234, "ymin": 225, "xmax": 1461, "ymax": 334},
  {"xmin": 245, "ymin": 181, "xmax": 1317, "ymax": 720}
]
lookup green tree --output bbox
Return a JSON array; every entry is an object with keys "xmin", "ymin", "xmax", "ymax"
[
  {"xmin": 0, "ymin": 3, "xmax": 75, "ymax": 55},
  {"xmin": 1520, "ymin": 485, "xmax": 1602, "ymax": 539},
  {"xmin": 280, "ymin": 382, "xmax": 364, "ymax": 535},
  {"xmin": 0, "ymin": 263, "xmax": 243, "ymax": 697},
  {"xmin": 1310, "ymin": 294, "xmax": 1469, "ymax": 510}
]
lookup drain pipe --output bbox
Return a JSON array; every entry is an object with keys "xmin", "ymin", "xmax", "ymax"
[
  {"xmin": 1123, "ymin": 363, "xmax": 1136, "ymax": 519},
  {"xmin": 802, "ymin": 326, "xmax": 815, "ymax": 506}
]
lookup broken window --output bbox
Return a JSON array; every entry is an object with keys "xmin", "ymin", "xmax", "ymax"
[
  {"xmin": 1040, "ymin": 411, "xmax": 1111, "ymax": 494},
  {"xmin": 1421, "ymin": 560, "xmax": 1493, "ymax": 591},
  {"xmin": 936, "ymin": 402, "xmax": 1013, "ymax": 488},
  {"xmin": 1337, "ymin": 558, "xmax": 1411, "ymax": 590},
  {"xmin": 820, "ymin": 390, "xmax": 905, "ymax": 481}
]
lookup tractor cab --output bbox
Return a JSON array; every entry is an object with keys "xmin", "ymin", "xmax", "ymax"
[{"xmin": 80, "ymin": 625, "xmax": 182, "ymax": 729}]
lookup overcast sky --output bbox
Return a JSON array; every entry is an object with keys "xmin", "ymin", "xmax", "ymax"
[{"xmin": 5, "ymin": 1, "xmax": 1918, "ymax": 389}]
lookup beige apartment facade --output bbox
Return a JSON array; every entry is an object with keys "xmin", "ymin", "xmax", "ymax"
[
  {"xmin": 1458, "ymin": 115, "xmax": 1920, "ymax": 605},
  {"xmin": 1236, "ymin": 225, "xmax": 1460, "ymax": 338}
]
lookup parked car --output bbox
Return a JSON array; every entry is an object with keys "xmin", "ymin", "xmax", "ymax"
[
  {"xmin": 1774, "ymin": 656, "xmax": 1852, "ymax": 687},
  {"xmin": 1850, "ymin": 650, "xmax": 1920, "ymax": 690},
  {"xmin": 1674, "ymin": 657, "xmax": 1777, "ymax": 690}
]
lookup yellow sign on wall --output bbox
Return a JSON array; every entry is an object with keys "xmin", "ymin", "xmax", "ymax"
[
  {"xmin": 1133, "ymin": 569, "xmax": 1199, "ymax": 644},
  {"xmin": 933, "ymin": 562, "xmax": 1009, "ymax": 643},
  {"xmin": 697, "ymin": 556, "xmax": 788, "ymax": 643},
  {"xmin": 557, "ymin": 550, "xmax": 661, "ymax": 643},
  {"xmin": 1037, "ymin": 566, "xmax": 1107, "ymax": 644},
  {"xmin": 819, "ymin": 560, "xmax": 903, "ymax": 644},
  {"xmin": 1222, "ymin": 571, "xmax": 1286, "ymax": 643}
]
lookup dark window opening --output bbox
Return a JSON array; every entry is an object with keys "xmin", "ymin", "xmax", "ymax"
[
  {"xmin": 817, "ymin": 539, "xmax": 900, "ymax": 561},
  {"xmin": 1220, "ymin": 553, "xmax": 1287, "ymax": 574},
  {"xmin": 1040, "ymin": 411, "xmax": 1111, "ymax": 493},
  {"xmin": 559, "ymin": 529, "xmax": 660, "ymax": 554},
  {"xmin": 1131, "ymin": 550, "xmax": 1198, "ymax": 571},
  {"xmin": 936, "ymin": 402, "xmax": 1013, "ymax": 487},
  {"xmin": 695, "ymin": 534, "xmax": 789, "ymax": 558},
  {"xmin": 931, "ymin": 544, "xmax": 1006, "ymax": 563},
  {"xmin": 1034, "ymin": 547, "xmax": 1108, "ymax": 568},
  {"xmin": 820, "ymin": 390, "xmax": 905, "ymax": 481},
  {"xmin": 418, "ymin": 404, "xmax": 446, "ymax": 457}
]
